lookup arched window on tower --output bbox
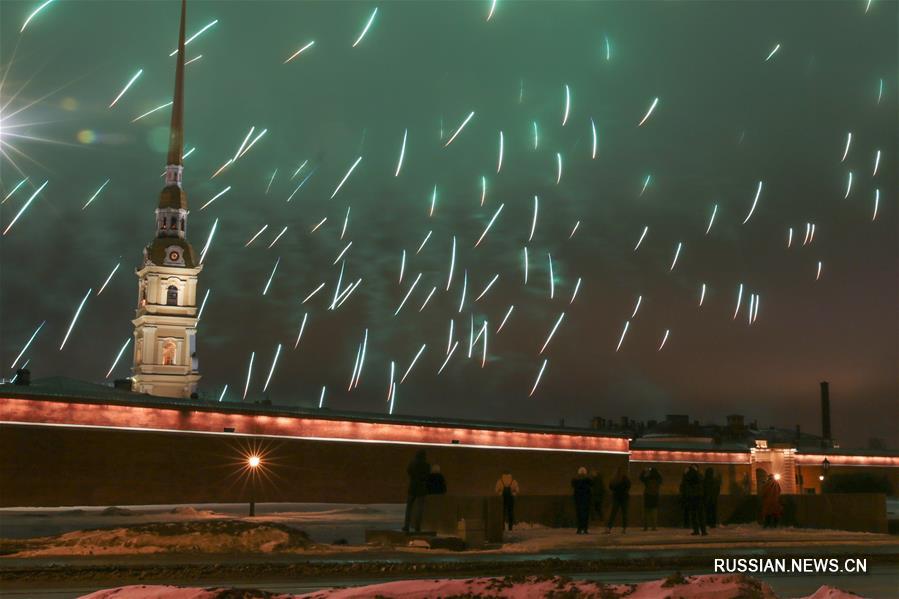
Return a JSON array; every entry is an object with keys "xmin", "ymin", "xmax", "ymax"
[
  {"xmin": 180, "ymin": 218, "xmax": 185, "ymax": 231},
  {"xmin": 170, "ymin": 215, "xmax": 177, "ymax": 230},
  {"xmin": 162, "ymin": 340, "xmax": 177, "ymax": 366},
  {"xmin": 166, "ymin": 285, "xmax": 178, "ymax": 306}
]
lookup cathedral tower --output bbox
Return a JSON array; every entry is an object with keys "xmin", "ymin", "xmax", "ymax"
[{"xmin": 131, "ymin": 0, "xmax": 201, "ymax": 398}]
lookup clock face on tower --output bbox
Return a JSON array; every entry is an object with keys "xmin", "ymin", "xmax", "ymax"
[{"xmin": 163, "ymin": 245, "xmax": 185, "ymax": 266}]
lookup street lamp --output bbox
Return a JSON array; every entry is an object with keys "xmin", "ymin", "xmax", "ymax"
[{"xmin": 247, "ymin": 454, "xmax": 262, "ymax": 516}]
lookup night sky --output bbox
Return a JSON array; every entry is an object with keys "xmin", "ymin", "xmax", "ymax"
[{"xmin": 1, "ymin": 1, "xmax": 896, "ymax": 447}]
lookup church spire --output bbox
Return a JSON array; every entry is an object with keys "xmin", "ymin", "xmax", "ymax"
[{"xmin": 164, "ymin": 0, "xmax": 187, "ymax": 187}]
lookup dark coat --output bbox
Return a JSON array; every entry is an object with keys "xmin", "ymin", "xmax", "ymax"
[
  {"xmin": 703, "ymin": 470, "xmax": 721, "ymax": 502},
  {"xmin": 609, "ymin": 475, "xmax": 631, "ymax": 504},
  {"xmin": 427, "ymin": 473, "xmax": 447, "ymax": 495},
  {"xmin": 407, "ymin": 454, "xmax": 431, "ymax": 497},
  {"xmin": 571, "ymin": 476, "xmax": 593, "ymax": 504},
  {"xmin": 682, "ymin": 468, "xmax": 703, "ymax": 504},
  {"xmin": 640, "ymin": 469, "xmax": 663, "ymax": 508}
]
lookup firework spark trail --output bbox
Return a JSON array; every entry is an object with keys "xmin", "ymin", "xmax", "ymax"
[
  {"xmin": 310, "ymin": 217, "xmax": 327, "ymax": 233},
  {"xmin": 340, "ymin": 207, "xmax": 351, "ymax": 240},
  {"xmin": 196, "ymin": 289, "xmax": 211, "ymax": 321},
  {"xmin": 238, "ymin": 128, "xmax": 267, "ymax": 159},
  {"xmin": 185, "ymin": 55, "xmax": 202, "ymax": 66},
  {"xmin": 590, "ymin": 118, "xmax": 598, "ymax": 159},
  {"xmin": 566, "ymin": 275, "xmax": 583, "ymax": 304},
  {"xmin": 497, "ymin": 131, "xmax": 504, "ymax": 172},
  {"xmin": 615, "ymin": 321, "xmax": 630, "ymax": 352},
  {"xmin": 132, "ymin": 101, "xmax": 172, "ymax": 123},
  {"xmin": 199, "ymin": 186, "xmax": 231, "ymax": 210},
  {"xmin": 59, "ymin": 288, "xmax": 92, "ymax": 350},
  {"xmin": 284, "ymin": 40, "xmax": 315, "ymax": 63},
  {"xmin": 555, "ymin": 152, "xmax": 562, "ymax": 184},
  {"xmin": 245, "ymin": 224, "xmax": 269, "ymax": 247},
  {"xmin": 319, "ymin": 386, "xmax": 327, "ymax": 408},
  {"xmin": 109, "ymin": 69, "xmax": 142, "ymax": 108},
  {"xmin": 458, "ymin": 270, "xmax": 468, "ymax": 313},
  {"xmin": 705, "ymin": 204, "xmax": 718, "ymax": 234},
  {"xmin": 10, "ymin": 321, "xmax": 45, "ymax": 369},
  {"xmin": 631, "ymin": 295, "xmax": 642, "ymax": 318},
  {"xmin": 486, "ymin": 0, "xmax": 498, "ymax": 21},
  {"xmin": 604, "ymin": 36, "xmax": 612, "ymax": 61},
  {"xmin": 764, "ymin": 43, "xmax": 781, "ymax": 61},
  {"xmin": 333, "ymin": 241, "xmax": 353, "ymax": 264},
  {"xmin": 475, "ymin": 274, "xmax": 499, "ymax": 301},
  {"xmin": 294, "ymin": 312, "xmax": 309, "ymax": 348},
  {"xmin": 400, "ymin": 344, "xmax": 427, "ymax": 383},
  {"xmin": 547, "ymin": 253, "xmax": 555, "ymax": 299},
  {"xmin": 742, "ymin": 181, "xmax": 763, "ymax": 224},
  {"xmin": 841, "ymin": 132, "xmax": 852, "ymax": 162},
  {"xmin": 394, "ymin": 129, "xmax": 408, "ymax": 176},
  {"xmin": 199, "ymin": 218, "xmax": 218, "ymax": 264},
  {"xmin": 446, "ymin": 236, "xmax": 457, "ymax": 290},
  {"xmin": 302, "ymin": 282, "xmax": 326, "ymax": 303},
  {"xmin": 2, "ymin": 178, "xmax": 28, "ymax": 204},
  {"xmin": 539, "ymin": 312, "xmax": 565, "ymax": 354},
  {"xmin": 291, "ymin": 160, "xmax": 309, "ymax": 179},
  {"xmin": 262, "ymin": 258, "xmax": 280, "ymax": 295},
  {"xmin": 480, "ymin": 322, "xmax": 488, "ymax": 368},
  {"xmin": 444, "ymin": 111, "xmax": 475, "ymax": 147},
  {"xmin": 533, "ymin": 121, "xmax": 539, "ymax": 149},
  {"xmin": 265, "ymin": 170, "xmax": 278, "ymax": 194},
  {"xmin": 430, "ymin": 184, "xmax": 438, "ymax": 216},
  {"xmin": 97, "ymin": 262, "xmax": 121, "ymax": 295},
  {"xmin": 475, "ymin": 203, "xmax": 505, "ymax": 247},
  {"xmin": 105, "ymin": 338, "xmax": 132, "ymax": 378},
  {"xmin": 396, "ymin": 251, "xmax": 408, "ymax": 286},
  {"xmin": 352, "ymin": 7, "xmax": 378, "ymax": 47},
  {"xmin": 523, "ymin": 247, "xmax": 529, "ymax": 284},
  {"xmin": 529, "ymin": 359, "xmax": 548, "ymax": 397},
  {"xmin": 330, "ymin": 263, "xmax": 346, "ymax": 309},
  {"xmin": 569, "ymin": 221, "xmax": 580, "ymax": 238},
  {"xmin": 640, "ymin": 174, "xmax": 652, "ymax": 197},
  {"xmin": 437, "ymin": 342, "xmax": 459, "ymax": 374},
  {"xmin": 634, "ymin": 225, "xmax": 648, "ymax": 251},
  {"xmin": 416, "ymin": 230, "xmax": 432, "ymax": 254},
  {"xmin": 335, "ymin": 278, "xmax": 363, "ymax": 309},
  {"xmin": 3, "ymin": 180, "xmax": 48, "ymax": 236},
  {"xmin": 497, "ymin": 305, "xmax": 514, "ymax": 333},
  {"xmin": 699, "ymin": 283, "xmax": 707, "ymax": 306},
  {"xmin": 82, "ymin": 179, "xmax": 111, "ymax": 210},
  {"xmin": 529, "ymin": 196, "xmax": 539, "ymax": 241},
  {"xmin": 670, "ymin": 242, "xmax": 683, "ymax": 271},
  {"xmin": 752, "ymin": 295, "xmax": 760, "ymax": 323},
  {"xmin": 480, "ymin": 176, "xmax": 487, "ymax": 206},
  {"xmin": 873, "ymin": 189, "xmax": 880, "ymax": 221},
  {"xmin": 268, "ymin": 226, "xmax": 288, "ymax": 249},
  {"xmin": 658, "ymin": 329, "xmax": 670, "ymax": 351},
  {"xmin": 419, "ymin": 286, "xmax": 437, "ymax": 311},
  {"xmin": 218, "ymin": 385, "xmax": 228, "ymax": 402},
  {"xmin": 733, "ymin": 284, "xmax": 744, "ymax": 319},
  {"xmin": 747, "ymin": 294, "xmax": 756, "ymax": 325},
  {"xmin": 243, "ymin": 352, "xmax": 255, "ymax": 399},
  {"xmin": 330, "ymin": 156, "xmax": 363, "ymax": 199},
  {"xmin": 844, "ymin": 172, "xmax": 853, "ymax": 199},
  {"xmin": 816, "ymin": 261, "xmax": 823, "ymax": 280},
  {"xmin": 353, "ymin": 329, "xmax": 369, "ymax": 388},
  {"xmin": 287, "ymin": 169, "xmax": 316, "ymax": 201},
  {"xmin": 447, "ymin": 319, "xmax": 455, "ymax": 354},
  {"xmin": 637, "ymin": 97, "xmax": 659, "ymax": 126},
  {"xmin": 562, "ymin": 84, "xmax": 571, "ymax": 126},
  {"xmin": 873, "ymin": 150, "xmax": 881, "ymax": 177},
  {"xmin": 169, "ymin": 19, "xmax": 218, "ymax": 56},
  {"xmin": 20, "ymin": 0, "xmax": 56, "ymax": 32},
  {"xmin": 394, "ymin": 273, "xmax": 423, "ymax": 316},
  {"xmin": 802, "ymin": 223, "xmax": 811, "ymax": 245},
  {"xmin": 787, "ymin": 227, "xmax": 794, "ymax": 248}
]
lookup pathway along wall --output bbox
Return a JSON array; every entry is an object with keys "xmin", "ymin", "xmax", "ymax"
[{"xmin": 0, "ymin": 423, "xmax": 627, "ymax": 507}]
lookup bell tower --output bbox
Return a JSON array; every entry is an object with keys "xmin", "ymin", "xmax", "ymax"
[{"xmin": 132, "ymin": 0, "xmax": 202, "ymax": 398}]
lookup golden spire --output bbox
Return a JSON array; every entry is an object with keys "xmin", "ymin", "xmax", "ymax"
[{"xmin": 166, "ymin": 0, "xmax": 186, "ymax": 169}]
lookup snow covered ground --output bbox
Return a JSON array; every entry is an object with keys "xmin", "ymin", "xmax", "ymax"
[{"xmin": 79, "ymin": 574, "xmax": 863, "ymax": 599}]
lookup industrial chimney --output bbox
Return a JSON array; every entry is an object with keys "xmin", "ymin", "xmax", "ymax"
[{"xmin": 820, "ymin": 381, "xmax": 831, "ymax": 441}]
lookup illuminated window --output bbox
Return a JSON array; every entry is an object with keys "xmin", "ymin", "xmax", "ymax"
[
  {"xmin": 166, "ymin": 285, "xmax": 178, "ymax": 306},
  {"xmin": 162, "ymin": 340, "xmax": 177, "ymax": 366}
]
